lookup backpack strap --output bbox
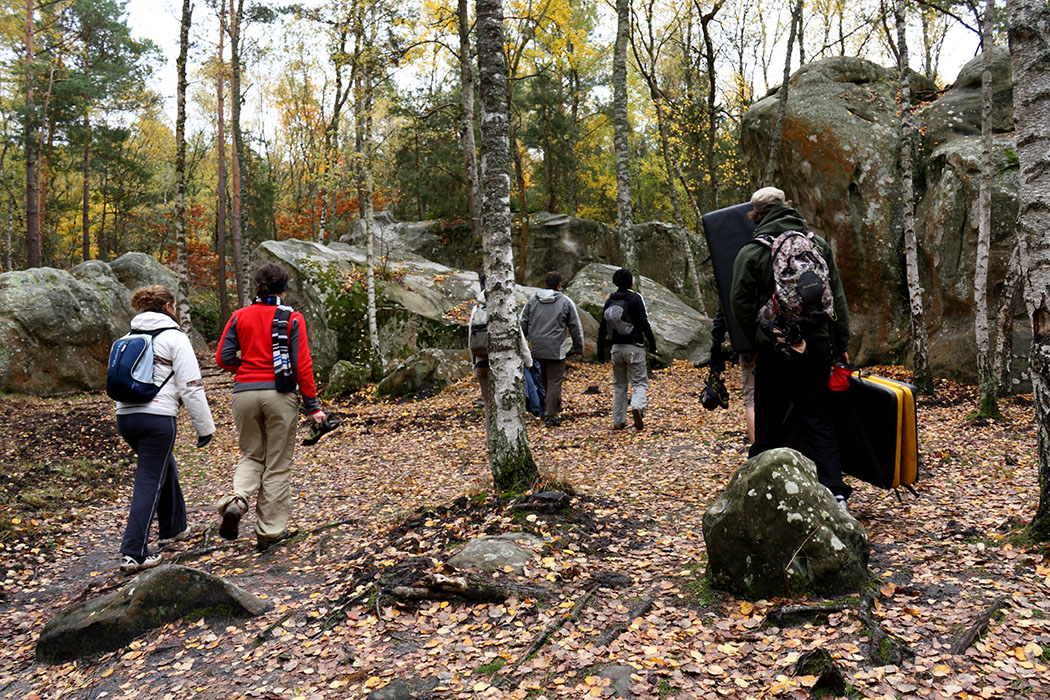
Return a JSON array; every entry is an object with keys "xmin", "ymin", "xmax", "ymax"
[{"xmin": 132, "ymin": 327, "xmax": 178, "ymax": 389}]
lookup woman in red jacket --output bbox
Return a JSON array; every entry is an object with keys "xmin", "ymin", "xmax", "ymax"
[{"xmin": 215, "ymin": 263, "xmax": 326, "ymax": 552}]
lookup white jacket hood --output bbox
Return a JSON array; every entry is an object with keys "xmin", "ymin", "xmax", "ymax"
[
  {"xmin": 537, "ymin": 289, "xmax": 560, "ymax": 303},
  {"xmin": 130, "ymin": 311, "xmax": 181, "ymax": 333}
]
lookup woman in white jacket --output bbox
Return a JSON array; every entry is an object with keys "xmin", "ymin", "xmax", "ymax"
[{"xmin": 114, "ymin": 286, "xmax": 215, "ymax": 573}]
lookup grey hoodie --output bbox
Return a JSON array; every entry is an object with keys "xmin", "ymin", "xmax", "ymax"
[{"xmin": 520, "ymin": 289, "xmax": 584, "ymax": 361}]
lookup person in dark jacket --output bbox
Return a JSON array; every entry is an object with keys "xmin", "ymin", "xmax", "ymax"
[
  {"xmin": 730, "ymin": 187, "xmax": 852, "ymax": 509},
  {"xmin": 597, "ymin": 269, "xmax": 659, "ymax": 430},
  {"xmin": 520, "ymin": 271, "xmax": 584, "ymax": 427},
  {"xmin": 215, "ymin": 263, "xmax": 326, "ymax": 552}
]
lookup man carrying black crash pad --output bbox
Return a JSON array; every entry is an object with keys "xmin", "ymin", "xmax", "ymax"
[{"xmin": 730, "ymin": 187, "xmax": 853, "ymax": 510}]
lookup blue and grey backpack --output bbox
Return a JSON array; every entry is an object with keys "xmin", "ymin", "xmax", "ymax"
[{"xmin": 106, "ymin": 329, "xmax": 175, "ymax": 403}]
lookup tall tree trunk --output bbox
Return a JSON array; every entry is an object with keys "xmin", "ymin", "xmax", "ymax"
[
  {"xmin": 994, "ymin": 238, "xmax": 1021, "ymax": 396},
  {"xmin": 216, "ymin": 18, "xmax": 230, "ymax": 325},
  {"xmin": 175, "ymin": 0, "xmax": 192, "ymax": 328},
  {"xmin": 700, "ymin": 2, "xmax": 723, "ymax": 211},
  {"xmin": 511, "ymin": 123, "xmax": 529, "ymax": 284},
  {"xmin": 24, "ymin": 0, "xmax": 40, "ymax": 268},
  {"xmin": 81, "ymin": 113, "xmax": 90, "ymax": 261},
  {"xmin": 1008, "ymin": 0, "xmax": 1050, "ymax": 540},
  {"xmin": 612, "ymin": 0, "xmax": 635, "ymax": 270},
  {"xmin": 764, "ymin": 0, "xmax": 802, "ymax": 185},
  {"xmin": 896, "ymin": 0, "xmax": 935, "ymax": 394},
  {"xmin": 364, "ymin": 71, "xmax": 381, "ymax": 372},
  {"xmin": 228, "ymin": 0, "xmax": 245, "ymax": 306},
  {"xmin": 975, "ymin": 0, "xmax": 1000, "ymax": 417},
  {"xmin": 458, "ymin": 0, "xmax": 482, "ymax": 247},
  {"xmin": 353, "ymin": 8, "xmax": 380, "ymax": 374},
  {"xmin": 476, "ymin": 0, "xmax": 538, "ymax": 492}
]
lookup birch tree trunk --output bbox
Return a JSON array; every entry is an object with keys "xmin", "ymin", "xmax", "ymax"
[
  {"xmin": 24, "ymin": 0, "xmax": 40, "ymax": 268},
  {"xmin": 175, "ymin": 0, "xmax": 192, "ymax": 328},
  {"xmin": 612, "ymin": 0, "xmax": 635, "ymax": 271},
  {"xmin": 763, "ymin": 0, "xmax": 802, "ymax": 185},
  {"xmin": 993, "ymin": 239, "xmax": 1021, "ymax": 396},
  {"xmin": 458, "ymin": 0, "xmax": 482, "ymax": 247},
  {"xmin": 1008, "ymin": 0, "xmax": 1050, "ymax": 540},
  {"xmin": 896, "ymin": 0, "xmax": 934, "ymax": 394},
  {"xmin": 81, "ymin": 113, "xmax": 90, "ymax": 261},
  {"xmin": 974, "ymin": 0, "xmax": 1000, "ymax": 417},
  {"xmin": 216, "ymin": 18, "xmax": 230, "ymax": 325},
  {"xmin": 364, "ymin": 75, "xmax": 381, "ymax": 372},
  {"xmin": 476, "ymin": 0, "xmax": 538, "ymax": 492}
]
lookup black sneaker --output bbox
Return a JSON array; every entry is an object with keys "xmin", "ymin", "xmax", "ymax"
[
  {"xmin": 631, "ymin": 408, "xmax": 645, "ymax": 430},
  {"xmin": 219, "ymin": 497, "xmax": 247, "ymax": 541},
  {"xmin": 543, "ymin": 414, "xmax": 563, "ymax": 427},
  {"xmin": 256, "ymin": 529, "xmax": 298, "ymax": 553}
]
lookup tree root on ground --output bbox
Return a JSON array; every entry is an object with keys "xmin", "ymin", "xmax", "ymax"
[
  {"xmin": 597, "ymin": 595, "xmax": 653, "ymax": 647},
  {"xmin": 858, "ymin": 595, "xmax": 915, "ymax": 666},
  {"xmin": 390, "ymin": 571, "xmax": 553, "ymax": 605},
  {"xmin": 949, "ymin": 596, "xmax": 1010, "ymax": 655}
]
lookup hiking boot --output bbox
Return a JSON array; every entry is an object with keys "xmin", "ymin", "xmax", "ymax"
[
  {"xmin": 219, "ymin": 496, "xmax": 247, "ymax": 541},
  {"xmin": 158, "ymin": 526, "xmax": 194, "ymax": 547},
  {"xmin": 119, "ymin": 552, "xmax": 162, "ymax": 574},
  {"xmin": 631, "ymin": 408, "xmax": 645, "ymax": 430},
  {"xmin": 543, "ymin": 414, "xmax": 563, "ymax": 427},
  {"xmin": 256, "ymin": 529, "xmax": 298, "ymax": 554},
  {"xmin": 612, "ymin": 423, "xmax": 627, "ymax": 431}
]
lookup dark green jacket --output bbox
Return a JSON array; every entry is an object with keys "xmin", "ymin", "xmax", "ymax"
[{"xmin": 730, "ymin": 203, "xmax": 850, "ymax": 354}]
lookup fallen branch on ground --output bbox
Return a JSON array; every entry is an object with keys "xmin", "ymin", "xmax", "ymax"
[
  {"xmin": 390, "ymin": 572, "xmax": 552, "ymax": 604},
  {"xmin": 597, "ymin": 596, "xmax": 654, "ymax": 647},
  {"xmin": 765, "ymin": 603, "xmax": 850, "ymax": 628},
  {"xmin": 493, "ymin": 583, "xmax": 599, "ymax": 688},
  {"xmin": 950, "ymin": 596, "xmax": 1010, "ymax": 655}
]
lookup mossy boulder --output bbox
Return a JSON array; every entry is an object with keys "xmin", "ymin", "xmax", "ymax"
[
  {"xmin": 376, "ymin": 348, "xmax": 472, "ymax": 399},
  {"xmin": 36, "ymin": 565, "xmax": 271, "ymax": 663},
  {"xmin": 702, "ymin": 448, "xmax": 869, "ymax": 600},
  {"xmin": 326, "ymin": 360, "xmax": 373, "ymax": 397}
]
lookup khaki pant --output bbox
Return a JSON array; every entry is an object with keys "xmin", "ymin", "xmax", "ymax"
[
  {"xmin": 216, "ymin": 390, "xmax": 299, "ymax": 541},
  {"xmin": 611, "ymin": 345, "xmax": 648, "ymax": 427}
]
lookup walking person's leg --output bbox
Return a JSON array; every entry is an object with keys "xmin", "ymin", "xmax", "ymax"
[
  {"xmin": 749, "ymin": 351, "xmax": 792, "ymax": 458},
  {"xmin": 543, "ymin": 358, "xmax": 566, "ymax": 420},
  {"xmin": 799, "ymin": 338, "xmax": 851, "ymax": 501},
  {"xmin": 255, "ymin": 391, "xmax": 300, "ymax": 547},
  {"xmin": 217, "ymin": 391, "xmax": 267, "ymax": 539},
  {"xmin": 627, "ymin": 346, "xmax": 648, "ymax": 429},
  {"xmin": 155, "ymin": 448, "xmax": 187, "ymax": 542},
  {"xmin": 117, "ymin": 414, "xmax": 176, "ymax": 567},
  {"xmin": 611, "ymin": 346, "xmax": 629, "ymax": 428}
]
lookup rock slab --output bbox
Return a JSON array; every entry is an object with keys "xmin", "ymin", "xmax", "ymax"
[
  {"xmin": 447, "ymin": 533, "xmax": 541, "ymax": 574},
  {"xmin": 36, "ymin": 564, "xmax": 271, "ymax": 663},
  {"xmin": 702, "ymin": 448, "xmax": 869, "ymax": 599}
]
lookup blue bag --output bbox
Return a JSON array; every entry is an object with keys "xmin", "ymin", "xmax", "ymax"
[
  {"xmin": 106, "ymin": 329, "xmax": 174, "ymax": 403},
  {"xmin": 523, "ymin": 364, "xmax": 545, "ymax": 416}
]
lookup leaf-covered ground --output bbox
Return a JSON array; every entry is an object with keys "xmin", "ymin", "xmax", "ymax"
[{"xmin": 1, "ymin": 361, "xmax": 1048, "ymax": 699}]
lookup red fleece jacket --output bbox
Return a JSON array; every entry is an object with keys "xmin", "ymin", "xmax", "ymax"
[{"xmin": 216, "ymin": 302, "xmax": 320, "ymax": 413}]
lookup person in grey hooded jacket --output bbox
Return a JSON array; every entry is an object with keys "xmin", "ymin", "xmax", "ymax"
[{"xmin": 520, "ymin": 270, "xmax": 584, "ymax": 426}]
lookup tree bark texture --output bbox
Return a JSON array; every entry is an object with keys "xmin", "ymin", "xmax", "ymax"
[
  {"xmin": 175, "ymin": 0, "xmax": 192, "ymax": 328},
  {"xmin": 228, "ymin": 0, "xmax": 245, "ymax": 307},
  {"xmin": 1008, "ymin": 0, "xmax": 1050, "ymax": 540},
  {"xmin": 896, "ymin": 0, "xmax": 934, "ymax": 395},
  {"xmin": 975, "ymin": 0, "xmax": 1000, "ymax": 417},
  {"xmin": 612, "ymin": 0, "xmax": 635, "ymax": 271},
  {"xmin": 25, "ymin": 0, "xmax": 40, "ymax": 268},
  {"xmin": 216, "ymin": 18, "xmax": 229, "ymax": 325},
  {"xmin": 458, "ymin": 0, "xmax": 482, "ymax": 248},
  {"xmin": 763, "ymin": 0, "xmax": 802, "ymax": 186},
  {"xmin": 81, "ymin": 113, "xmax": 90, "ymax": 261},
  {"xmin": 476, "ymin": 0, "xmax": 538, "ymax": 492},
  {"xmin": 994, "ymin": 239, "xmax": 1022, "ymax": 395}
]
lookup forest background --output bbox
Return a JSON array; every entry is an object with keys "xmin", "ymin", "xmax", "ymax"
[{"xmin": 0, "ymin": 0, "xmax": 984, "ymax": 342}]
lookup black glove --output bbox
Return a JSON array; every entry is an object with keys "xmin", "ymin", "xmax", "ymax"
[{"xmin": 196, "ymin": 434, "xmax": 213, "ymax": 448}]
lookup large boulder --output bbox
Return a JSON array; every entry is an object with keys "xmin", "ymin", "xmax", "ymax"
[
  {"xmin": 36, "ymin": 565, "xmax": 271, "ymax": 663},
  {"xmin": 253, "ymin": 239, "xmax": 544, "ymax": 376},
  {"xmin": 341, "ymin": 211, "xmax": 713, "ymax": 311},
  {"xmin": 109, "ymin": 252, "xmax": 178, "ymax": 293},
  {"xmin": 0, "ymin": 267, "xmax": 132, "ymax": 395},
  {"xmin": 915, "ymin": 48, "xmax": 1025, "ymax": 384},
  {"xmin": 741, "ymin": 51, "xmax": 1024, "ymax": 386},
  {"xmin": 565, "ymin": 263, "xmax": 713, "ymax": 364},
  {"xmin": 703, "ymin": 448, "xmax": 869, "ymax": 600},
  {"xmin": 376, "ymin": 349, "xmax": 471, "ymax": 398}
]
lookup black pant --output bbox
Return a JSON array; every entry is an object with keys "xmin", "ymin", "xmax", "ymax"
[
  {"xmin": 749, "ymin": 337, "xmax": 851, "ymax": 499},
  {"xmin": 117, "ymin": 413, "xmax": 187, "ymax": 558},
  {"xmin": 539, "ymin": 358, "xmax": 566, "ymax": 417}
]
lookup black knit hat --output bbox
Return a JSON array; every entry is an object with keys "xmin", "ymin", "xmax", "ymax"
[{"xmin": 612, "ymin": 268, "xmax": 633, "ymax": 290}]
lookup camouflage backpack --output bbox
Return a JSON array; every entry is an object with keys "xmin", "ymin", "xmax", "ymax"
[{"xmin": 753, "ymin": 230, "xmax": 835, "ymax": 322}]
